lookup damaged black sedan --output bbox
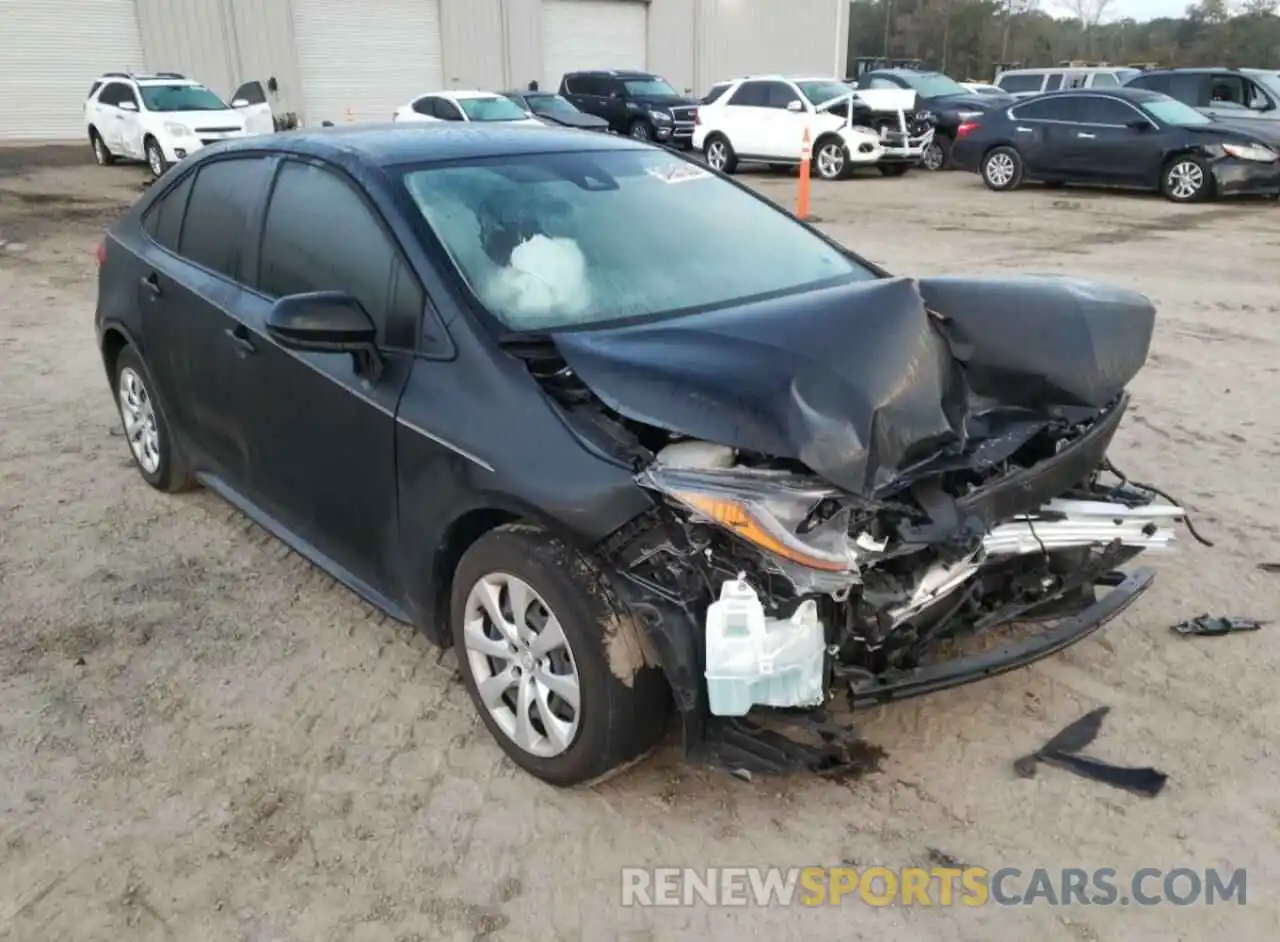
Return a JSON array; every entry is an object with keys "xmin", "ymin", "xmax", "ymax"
[{"xmin": 96, "ymin": 124, "xmax": 1191, "ymax": 786}]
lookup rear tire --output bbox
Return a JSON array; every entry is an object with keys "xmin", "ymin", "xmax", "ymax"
[
  {"xmin": 450, "ymin": 523, "xmax": 669, "ymax": 786},
  {"xmin": 1161, "ymin": 154, "xmax": 1212, "ymax": 203},
  {"xmin": 981, "ymin": 146, "xmax": 1024, "ymax": 191},
  {"xmin": 90, "ymin": 128, "xmax": 115, "ymax": 166},
  {"xmin": 113, "ymin": 345, "xmax": 196, "ymax": 493},
  {"xmin": 702, "ymin": 134, "xmax": 738, "ymax": 174}
]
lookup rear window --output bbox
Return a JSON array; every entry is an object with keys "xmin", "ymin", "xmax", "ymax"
[
  {"xmin": 997, "ymin": 74, "xmax": 1044, "ymax": 93},
  {"xmin": 402, "ymin": 148, "xmax": 872, "ymax": 332},
  {"xmin": 700, "ymin": 82, "xmax": 731, "ymax": 105}
]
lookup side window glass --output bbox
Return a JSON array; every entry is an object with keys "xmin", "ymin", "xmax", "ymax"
[
  {"xmin": 1078, "ymin": 97, "xmax": 1138, "ymax": 124},
  {"xmin": 700, "ymin": 83, "xmax": 730, "ymax": 105},
  {"xmin": 1169, "ymin": 74, "xmax": 1207, "ymax": 105},
  {"xmin": 98, "ymin": 83, "xmax": 122, "ymax": 106},
  {"xmin": 728, "ymin": 81, "xmax": 767, "ymax": 107},
  {"xmin": 576, "ymin": 77, "xmax": 601, "ymax": 96},
  {"xmin": 143, "ymin": 171, "xmax": 195, "ymax": 251},
  {"xmin": 1090, "ymin": 72, "xmax": 1119, "ymax": 88},
  {"xmin": 233, "ymin": 81, "xmax": 267, "ymax": 105},
  {"xmin": 1013, "ymin": 98, "xmax": 1081, "ymax": 121},
  {"xmin": 436, "ymin": 99, "xmax": 463, "ymax": 120},
  {"xmin": 258, "ymin": 161, "xmax": 415, "ymax": 348},
  {"xmin": 178, "ymin": 158, "xmax": 272, "ymax": 281},
  {"xmin": 412, "ymin": 96, "xmax": 434, "ymax": 116},
  {"xmin": 1044, "ymin": 73, "xmax": 1064, "ymax": 91},
  {"xmin": 765, "ymin": 82, "xmax": 802, "ymax": 109},
  {"xmin": 118, "ymin": 84, "xmax": 140, "ymax": 108}
]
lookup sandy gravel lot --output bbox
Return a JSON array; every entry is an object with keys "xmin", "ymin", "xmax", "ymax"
[{"xmin": 2, "ymin": 147, "xmax": 1278, "ymax": 942}]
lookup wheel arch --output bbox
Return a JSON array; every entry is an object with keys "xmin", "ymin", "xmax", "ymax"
[{"xmin": 99, "ymin": 324, "xmax": 134, "ymax": 384}]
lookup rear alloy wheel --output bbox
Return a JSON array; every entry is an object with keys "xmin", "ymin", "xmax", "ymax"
[
  {"xmin": 91, "ymin": 131, "xmax": 114, "ymax": 167},
  {"xmin": 113, "ymin": 346, "xmax": 195, "ymax": 493},
  {"xmin": 922, "ymin": 136, "xmax": 952, "ymax": 171},
  {"xmin": 813, "ymin": 139, "xmax": 849, "ymax": 180},
  {"xmin": 450, "ymin": 523, "xmax": 669, "ymax": 786},
  {"xmin": 1162, "ymin": 156, "xmax": 1211, "ymax": 203},
  {"xmin": 145, "ymin": 139, "xmax": 168, "ymax": 179},
  {"xmin": 981, "ymin": 146, "xmax": 1024, "ymax": 192},
  {"xmin": 703, "ymin": 135, "xmax": 738, "ymax": 174}
]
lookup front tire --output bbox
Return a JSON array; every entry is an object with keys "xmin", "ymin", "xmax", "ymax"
[
  {"xmin": 90, "ymin": 129, "xmax": 115, "ymax": 166},
  {"xmin": 1161, "ymin": 155, "xmax": 1212, "ymax": 203},
  {"xmin": 145, "ymin": 137, "xmax": 168, "ymax": 179},
  {"xmin": 113, "ymin": 346, "xmax": 195, "ymax": 493},
  {"xmin": 981, "ymin": 146, "xmax": 1024, "ymax": 191},
  {"xmin": 702, "ymin": 134, "xmax": 738, "ymax": 174},
  {"xmin": 922, "ymin": 135, "xmax": 952, "ymax": 171},
  {"xmin": 629, "ymin": 119, "xmax": 653, "ymax": 142},
  {"xmin": 813, "ymin": 137, "xmax": 850, "ymax": 180},
  {"xmin": 450, "ymin": 523, "xmax": 669, "ymax": 786}
]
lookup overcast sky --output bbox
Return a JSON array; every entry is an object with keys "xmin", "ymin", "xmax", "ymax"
[{"xmin": 1087, "ymin": 0, "xmax": 1191, "ymax": 20}]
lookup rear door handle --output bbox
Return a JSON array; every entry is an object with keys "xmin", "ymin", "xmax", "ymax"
[
  {"xmin": 1076, "ymin": 132, "xmax": 1096, "ymax": 139},
  {"xmin": 1015, "ymin": 126, "xmax": 1033, "ymax": 133},
  {"xmin": 140, "ymin": 272, "xmax": 161, "ymax": 297},
  {"xmin": 224, "ymin": 324, "xmax": 256, "ymax": 357}
]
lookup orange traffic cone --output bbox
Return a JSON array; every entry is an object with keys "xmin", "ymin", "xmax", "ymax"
[{"xmin": 796, "ymin": 127, "xmax": 812, "ymax": 220}]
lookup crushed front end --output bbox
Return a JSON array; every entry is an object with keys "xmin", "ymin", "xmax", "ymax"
[{"xmin": 534, "ymin": 273, "xmax": 1196, "ymax": 775}]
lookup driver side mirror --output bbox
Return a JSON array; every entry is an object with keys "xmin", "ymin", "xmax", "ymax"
[
  {"xmin": 786, "ymin": 100, "xmax": 805, "ymax": 113},
  {"xmin": 119, "ymin": 100, "xmax": 138, "ymax": 112},
  {"xmin": 231, "ymin": 98, "xmax": 249, "ymax": 108},
  {"xmin": 266, "ymin": 291, "xmax": 384, "ymax": 379}
]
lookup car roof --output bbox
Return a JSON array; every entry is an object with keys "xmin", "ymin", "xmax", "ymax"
[
  {"xmin": 206, "ymin": 122, "xmax": 645, "ymax": 168},
  {"xmin": 431, "ymin": 89, "xmax": 504, "ymax": 100},
  {"xmin": 566, "ymin": 70, "xmax": 656, "ymax": 79},
  {"xmin": 1136, "ymin": 67, "xmax": 1237, "ymax": 75},
  {"xmin": 1001, "ymin": 66, "xmax": 1127, "ymax": 74},
  {"xmin": 1021, "ymin": 87, "xmax": 1168, "ymax": 103}
]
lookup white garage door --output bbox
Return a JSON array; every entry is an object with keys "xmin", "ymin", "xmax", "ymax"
[
  {"xmin": 292, "ymin": 0, "xmax": 443, "ymax": 127},
  {"xmin": 0, "ymin": 0, "xmax": 145, "ymax": 141},
  {"xmin": 542, "ymin": 0, "xmax": 647, "ymax": 90}
]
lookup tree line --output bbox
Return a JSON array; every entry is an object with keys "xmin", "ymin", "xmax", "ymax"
[{"xmin": 847, "ymin": 0, "xmax": 1280, "ymax": 81}]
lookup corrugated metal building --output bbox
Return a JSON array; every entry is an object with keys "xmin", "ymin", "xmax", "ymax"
[{"xmin": 0, "ymin": 0, "xmax": 848, "ymax": 141}]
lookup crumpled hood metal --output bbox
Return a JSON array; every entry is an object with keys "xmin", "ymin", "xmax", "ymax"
[{"xmin": 550, "ymin": 275, "xmax": 1155, "ymax": 497}]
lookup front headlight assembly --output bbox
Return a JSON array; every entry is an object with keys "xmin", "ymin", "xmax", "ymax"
[
  {"xmin": 648, "ymin": 110, "xmax": 673, "ymax": 123},
  {"xmin": 163, "ymin": 122, "xmax": 193, "ymax": 138},
  {"xmin": 1222, "ymin": 142, "xmax": 1279, "ymax": 162},
  {"xmin": 637, "ymin": 467, "xmax": 872, "ymax": 592}
]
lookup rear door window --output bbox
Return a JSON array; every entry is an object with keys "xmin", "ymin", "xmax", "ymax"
[
  {"xmin": 257, "ymin": 160, "xmax": 419, "ymax": 348},
  {"xmin": 1011, "ymin": 97, "xmax": 1083, "ymax": 122},
  {"xmin": 178, "ymin": 157, "xmax": 274, "ymax": 282},
  {"xmin": 728, "ymin": 81, "xmax": 769, "ymax": 107},
  {"xmin": 434, "ymin": 98, "xmax": 464, "ymax": 120},
  {"xmin": 701, "ymin": 82, "xmax": 731, "ymax": 105},
  {"xmin": 1089, "ymin": 72, "xmax": 1120, "ymax": 88},
  {"xmin": 1076, "ymin": 96, "xmax": 1140, "ymax": 125},
  {"xmin": 1044, "ymin": 73, "xmax": 1064, "ymax": 91},
  {"xmin": 142, "ymin": 171, "xmax": 196, "ymax": 251},
  {"xmin": 1168, "ymin": 73, "xmax": 1208, "ymax": 106},
  {"xmin": 997, "ymin": 73, "xmax": 1044, "ymax": 94}
]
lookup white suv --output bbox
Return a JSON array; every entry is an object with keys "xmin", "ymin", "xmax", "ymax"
[
  {"xmin": 85, "ymin": 72, "xmax": 250, "ymax": 178},
  {"xmin": 694, "ymin": 76, "xmax": 906, "ymax": 180}
]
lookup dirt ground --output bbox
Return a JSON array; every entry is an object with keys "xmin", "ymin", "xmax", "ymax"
[{"xmin": 2, "ymin": 146, "xmax": 1278, "ymax": 942}]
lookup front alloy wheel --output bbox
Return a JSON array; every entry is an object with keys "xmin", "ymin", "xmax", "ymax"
[
  {"xmin": 814, "ymin": 140, "xmax": 848, "ymax": 180},
  {"xmin": 450, "ymin": 523, "xmax": 669, "ymax": 786},
  {"xmin": 630, "ymin": 120, "xmax": 652, "ymax": 141},
  {"xmin": 463, "ymin": 573, "xmax": 582, "ymax": 758},
  {"xmin": 1163, "ymin": 157, "xmax": 1209, "ymax": 202},
  {"xmin": 146, "ymin": 140, "xmax": 167, "ymax": 179}
]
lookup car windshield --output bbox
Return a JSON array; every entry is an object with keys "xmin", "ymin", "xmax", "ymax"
[
  {"xmin": 527, "ymin": 94, "xmax": 577, "ymax": 114},
  {"xmin": 623, "ymin": 78, "xmax": 680, "ymax": 97},
  {"xmin": 797, "ymin": 81, "xmax": 852, "ymax": 106},
  {"xmin": 1144, "ymin": 97, "xmax": 1211, "ymax": 126},
  {"xmin": 139, "ymin": 84, "xmax": 227, "ymax": 112},
  {"xmin": 897, "ymin": 72, "xmax": 968, "ymax": 98},
  {"xmin": 402, "ymin": 149, "xmax": 872, "ymax": 332},
  {"xmin": 458, "ymin": 96, "xmax": 530, "ymax": 121}
]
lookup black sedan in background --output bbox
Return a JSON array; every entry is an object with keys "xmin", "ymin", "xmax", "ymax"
[
  {"xmin": 852, "ymin": 69, "xmax": 1015, "ymax": 170},
  {"xmin": 499, "ymin": 90, "xmax": 610, "ymax": 132},
  {"xmin": 951, "ymin": 87, "xmax": 1280, "ymax": 202}
]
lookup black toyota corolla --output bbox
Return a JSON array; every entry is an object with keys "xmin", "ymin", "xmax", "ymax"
[{"xmin": 96, "ymin": 124, "xmax": 1193, "ymax": 785}]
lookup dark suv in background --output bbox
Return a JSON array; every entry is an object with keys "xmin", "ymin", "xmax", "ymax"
[
  {"xmin": 1124, "ymin": 68, "xmax": 1280, "ymax": 144},
  {"xmin": 559, "ymin": 69, "xmax": 698, "ymax": 145}
]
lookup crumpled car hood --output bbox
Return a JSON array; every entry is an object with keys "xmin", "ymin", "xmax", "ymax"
[{"xmin": 550, "ymin": 275, "xmax": 1155, "ymax": 497}]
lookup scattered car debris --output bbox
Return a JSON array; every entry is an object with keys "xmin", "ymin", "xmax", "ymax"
[
  {"xmin": 926, "ymin": 847, "xmax": 969, "ymax": 869},
  {"xmin": 1170, "ymin": 614, "xmax": 1266, "ymax": 637},
  {"xmin": 1014, "ymin": 706, "xmax": 1168, "ymax": 797}
]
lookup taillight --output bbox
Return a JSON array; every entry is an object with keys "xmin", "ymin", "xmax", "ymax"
[
  {"xmin": 94, "ymin": 239, "xmax": 107, "ymax": 266},
  {"xmin": 956, "ymin": 121, "xmax": 980, "ymax": 139}
]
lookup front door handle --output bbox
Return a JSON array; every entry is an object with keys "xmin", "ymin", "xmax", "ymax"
[
  {"xmin": 225, "ymin": 324, "xmax": 256, "ymax": 357},
  {"xmin": 1076, "ymin": 131, "xmax": 1096, "ymax": 139},
  {"xmin": 140, "ymin": 272, "xmax": 161, "ymax": 297}
]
